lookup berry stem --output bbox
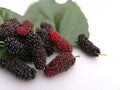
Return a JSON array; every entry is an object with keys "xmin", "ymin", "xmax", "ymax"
[
  {"xmin": 99, "ymin": 53, "xmax": 107, "ymax": 56},
  {"xmin": 33, "ymin": 24, "xmax": 37, "ymax": 34},
  {"xmin": 74, "ymin": 55, "xmax": 80, "ymax": 58},
  {"xmin": 0, "ymin": 41, "xmax": 4, "ymax": 44}
]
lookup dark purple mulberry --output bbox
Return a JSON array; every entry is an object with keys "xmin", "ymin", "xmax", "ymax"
[
  {"xmin": 40, "ymin": 22, "xmax": 52, "ymax": 33},
  {"xmin": 0, "ymin": 57, "xmax": 36, "ymax": 80},
  {"xmin": 78, "ymin": 34, "xmax": 100, "ymax": 57},
  {"xmin": 32, "ymin": 46, "xmax": 47, "ymax": 70},
  {"xmin": 0, "ymin": 18, "xmax": 21, "ymax": 40},
  {"xmin": 1, "ymin": 18, "xmax": 20, "ymax": 31},
  {"xmin": 25, "ymin": 32, "xmax": 47, "ymax": 70},
  {"xmin": 36, "ymin": 28, "xmax": 54, "ymax": 56},
  {"xmin": 4, "ymin": 37, "xmax": 25, "ymax": 55},
  {"xmin": 44, "ymin": 52, "xmax": 76, "ymax": 77}
]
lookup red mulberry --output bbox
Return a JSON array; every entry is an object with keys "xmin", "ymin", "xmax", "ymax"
[
  {"xmin": 22, "ymin": 20, "xmax": 33, "ymax": 30},
  {"xmin": 49, "ymin": 30, "xmax": 73, "ymax": 52},
  {"xmin": 78, "ymin": 34, "xmax": 100, "ymax": 57},
  {"xmin": 16, "ymin": 20, "xmax": 33, "ymax": 36},
  {"xmin": 0, "ymin": 57, "xmax": 36, "ymax": 80},
  {"xmin": 17, "ymin": 26, "xmax": 28, "ymax": 36},
  {"xmin": 44, "ymin": 52, "xmax": 76, "ymax": 77}
]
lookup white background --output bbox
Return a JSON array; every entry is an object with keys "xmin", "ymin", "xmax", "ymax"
[{"xmin": 0, "ymin": 0, "xmax": 120, "ymax": 90}]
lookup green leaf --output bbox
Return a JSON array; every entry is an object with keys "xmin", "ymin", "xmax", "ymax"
[
  {"xmin": 0, "ymin": 0, "xmax": 90, "ymax": 59},
  {"xmin": 0, "ymin": 7, "xmax": 23, "ymax": 24},
  {"xmin": 58, "ymin": 0, "xmax": 89, "ymax": 46},
  {"xmin": 24, "ymin": 0, "xmax": 89, "ymax": 46}
]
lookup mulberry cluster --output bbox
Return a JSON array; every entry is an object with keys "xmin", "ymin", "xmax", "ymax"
[
  {"xmin": 49, "ymin": 30, "xmax": 73, "ymax": 53},
  {"xmin": 44, "ymin": 52, "xmax": 76, "ymax": 77},
  {"xmin": 78, "ymin": 34, "xmax": 100, "ymax": 57},
  {"xmin": 0, "ymin": 18, "xmax": 101, "ymax": 80},
  {"xmin": 36, "ymin": 28, "xmax": 54, "ymax": 56},
  {"xmin": 0, "ymin": 57, "xmax": 36, "ymax": 80}
]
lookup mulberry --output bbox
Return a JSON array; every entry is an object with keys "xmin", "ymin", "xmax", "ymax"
[
  {"xmin": 0, "ymin": 57, "xmax": 36, "ymax": 80},
  {"xmin": 22, "ymin": 20, "xmax": 33, "ymax": 30},
  {"xmin": 16, "ymin": 20, "xmax": 33, "ymax": 36},
  {"xmin": 16, "ymin": 26, "xmax": 28, "ymax": 36},
  {"xmin": 32, "ymin": 46, "xmax": 47, "ymax": 70},
  {"xmin": 0, "ymin": 18, "xmax": 20, "ymax": 31},
  {"xmin": 36, "ymin": 28, "xmax": 54, "ymax": 56},
  {"xmin": 44, "ymin": 52, "xmax": 76, "ymax": 77},
  {"xmin": 25, "ymin": 32, "xmax": 47, "ymax": 69},
  {"xmin": 49, "ymin": 30, "xmax": 73, "ymax": 52},
  {"xmin": 24, "ymin": 32, "xmax": 44, "ymax": 47},
  {"xmin": 4, "ymin": 37, "xmax": 25, "ymax": 55},
  {"xmin": 0, "ymin": 18, "xmax": 20, "ymax": 40},
  {"xmin": 40, "ymin": 22, "xmax": 52, "ymax": 33},
  {"xmin": 0, "ymin": 30, "xmax": 11, "ymax": 41},
  {"xmin": 78, "ymin": 34, "xmax": 100, "ymax": 57}
]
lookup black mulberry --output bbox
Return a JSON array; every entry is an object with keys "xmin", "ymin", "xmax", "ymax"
[
  {"xmin": 36, "ymin": 28, "xmax": 54, "ymax": 56},
  {"xmin": 40, "ymin": 22, "xmax": 52, "ymax": 33},
  {"xmin": 78, "ymin": 34, "xmax": 100, "ymax": 57},
  {"xmin": 44, "ymin": 52, "xmax": 76, "ymax": 77},
  {"xmin": 0, "ymin": 18, "xmax": 20, "ymax": 31},
  {"xmin": 0, "ymin": 18, "xmax": 20, "ymax": 40},
  {"xmin": 0, "ymin": 57, "xmax": 36, "ymax": 80},
  {"xmin": 4, "ymin": 37, "xmax": 25, "ymax": 55},
  {"xmin": 25, "ymin": 32, "xmax": 47, "ymax": 69},
  {"xmin": 32, "ymin": 46, "xmax": 47, "ymax": 70}
]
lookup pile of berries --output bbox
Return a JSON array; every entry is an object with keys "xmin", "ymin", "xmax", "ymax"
[
  {"xmin": 0, "ymin": 18, "xmax": 100, "ymax": 80},
  {"xmin": 0, "ymin": 18, "xmax": 76, "ymax": 80}
]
